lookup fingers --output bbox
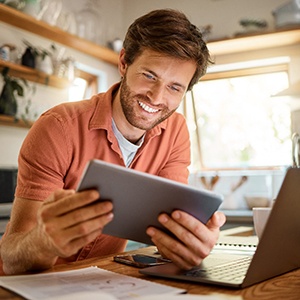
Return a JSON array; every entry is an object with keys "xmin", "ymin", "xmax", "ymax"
[
  {"xmin": 37, "ymin": 189, "xmax": 114, "ymax": 258},
  {"xmin": 43, "ymin": 189, "xmax": 101, "ymax": 217},
  {"xmin": 58, "ymin": 228, "xmax": 103, "ymax": 257},
  {"xmin": 147, "ymin": 213, "xmax": 209, "ymax": 269},
  {"xmin": 152, "ymin": 239, "xmax": 194, "ymax": 270},
  {"xmin": 149, "ymin": 230, "xmax": 200, "ymax": 270},
  {"xmin": 47, "ymin": 212, "xmax": 114, "ymax": 258},
  {"xmin": 146, "ymin": 211, "xmax": 226, "ymax": 270},
  {"xmin": 58, "ymin": 200, "xmax": 113, "ymax": 229}
]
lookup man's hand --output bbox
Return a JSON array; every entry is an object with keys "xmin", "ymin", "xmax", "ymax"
[
  {"xmin": 37, "ymin": 189, "xmax": 114, "ymax": 258},
  {"xmin": 146, "ymin": 211, "xmax": 226, "ymax": 270},
  {"xmin": 1, "ymin": 189, "xmax": 114, "ymax": 274}
]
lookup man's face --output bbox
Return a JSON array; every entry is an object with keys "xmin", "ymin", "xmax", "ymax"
[{"xmin": 119, "ymin": 49, "xmax": 196, "ymax": 131}]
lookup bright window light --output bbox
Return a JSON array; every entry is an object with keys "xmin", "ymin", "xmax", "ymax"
[
  {"xmin": 185, "ymin": 71, "xmax": 290, "ymax": 170},
  {"xmin": 68, "ymin": 77, "xmax": 87, "ymax": 102}
]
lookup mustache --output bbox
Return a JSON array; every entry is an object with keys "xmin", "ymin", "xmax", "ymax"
[{"xmin": 135, "ymin": 94, "xmax": 167, "ymax": 110}]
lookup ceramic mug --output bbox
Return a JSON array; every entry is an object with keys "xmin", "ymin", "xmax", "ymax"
[{"xmin": 253, "ymin": 207, "xmax": 272, "ymax": 239}]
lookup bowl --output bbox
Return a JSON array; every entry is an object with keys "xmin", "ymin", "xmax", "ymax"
[
  {"xmin": 244, "ymin": 195, "xmax": 270, "ymax": 209},
  {"xmin": 272, "ymin": 0, "xmax": 300, "ymax": 28}
]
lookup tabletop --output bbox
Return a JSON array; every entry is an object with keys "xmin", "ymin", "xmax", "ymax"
[{"xmin": 1, "ymin": 228, "xmax": 300, "ymax": 300}]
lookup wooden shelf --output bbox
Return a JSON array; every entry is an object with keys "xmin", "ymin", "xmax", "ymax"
[
  {"xmin": 0, "ymin": 59, "xmax": 70, "ymax": 89},
  {"xmin": 1, "ymin": 4, "xmax": 299, "ymax": 63},
  {"xmin": 207, "ymin": 26, "xmax": 300, "ymax": 56},
  {"xmin": 0, "ymin": 115, "xmax": 33, "ymax": 128},
  {"xmin": 0, "ymin": 4, "xmax": 119, "ymax": 66}
]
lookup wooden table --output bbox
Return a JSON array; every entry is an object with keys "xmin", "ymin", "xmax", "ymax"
[{"xmin": 1, "ymin": 228, "xmax": 300, "ymax": 300}]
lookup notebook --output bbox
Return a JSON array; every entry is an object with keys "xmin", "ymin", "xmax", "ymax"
[
  {"xmin": 213, "ymin": 235, "xmax": 258, "ymax": 254},
  {"xmin": 76, "ymin": 159, "xmax": 223, "ymax": 245},
  {"xmin": 140, "ymin": 167, "xmax": 300, "ymax": 288}
]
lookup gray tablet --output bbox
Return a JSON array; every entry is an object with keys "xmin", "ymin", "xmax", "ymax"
[{"xmin": 77, "ymin": 159, "xmax": 223, "ymax": 245}]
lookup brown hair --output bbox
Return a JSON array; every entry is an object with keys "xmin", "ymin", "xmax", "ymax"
[{"xmin": 123, "ymin": 9, "xmax": 212, "ymax": 90}]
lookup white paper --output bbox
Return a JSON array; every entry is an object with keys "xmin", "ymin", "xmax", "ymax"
[
  {"xmin": 141, "ymin": 294, "xmax": 243, "ymax": 300},
  {"xmin": 0, "ymin": 266, "xmax": 185, "ymax": 300},
  {"xmin": 47, "ymin": 291, "xmax": 116, "ymax": 300}
]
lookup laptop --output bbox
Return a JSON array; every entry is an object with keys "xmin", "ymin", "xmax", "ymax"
[
  {"xmin": 77, "ymin": 159, "xmax": 223, "ymax": 245},
  {"xmin": 140, "ymin": 167, "xmax": 300, "ymax": 288}
]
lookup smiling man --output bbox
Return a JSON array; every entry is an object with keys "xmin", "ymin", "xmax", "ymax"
[
  {"xmin": 0, "ymin": 9, "xmax": 225, "ymax": 275},
  {"xmin": 114, "ymin": 48, "xmax": 196, "ymax": 142}
]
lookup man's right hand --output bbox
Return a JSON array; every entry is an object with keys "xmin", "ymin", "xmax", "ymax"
[
  {"xmin": 1, "ymin": 189, "xmax": 114, "ymax": 274},
  {"xmin": 37, "ymin": 189, "xmax": 114, "ymax": 258}
]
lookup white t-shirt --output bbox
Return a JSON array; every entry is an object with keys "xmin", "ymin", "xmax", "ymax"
[{"xmin": 112, "ymin": 118, "xmax": 144, "ymax": 167}]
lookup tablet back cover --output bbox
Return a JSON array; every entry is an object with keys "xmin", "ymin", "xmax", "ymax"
[{"xmin": 77, "ymin": 160, "xmax": 223, "ymax": 245}]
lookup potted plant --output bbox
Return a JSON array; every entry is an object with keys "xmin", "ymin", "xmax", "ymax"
[
  {"xmin": 0, "ymin": 67, "xmax": 28, "ymax": 117},
  {"xmin": 22, "ymin": 40, "xmax": 56, "ymax": 75}
]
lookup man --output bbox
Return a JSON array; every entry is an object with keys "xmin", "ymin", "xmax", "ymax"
[{"xmin": 0, "ymin": 9, "xmax": 225, "ymax": 275}]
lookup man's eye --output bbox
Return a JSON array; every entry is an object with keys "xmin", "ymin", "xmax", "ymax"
[
  {"xmin": 169, "ymin": 85, "xmax": 180, "ymax": 92},
  {"xmin": 143, "ymin": 73, "xmax": 155, "ymax": 80}
]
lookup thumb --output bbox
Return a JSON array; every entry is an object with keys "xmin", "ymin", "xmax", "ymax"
[{"xmin": 206, "ymin": 211, "xmax": 226, "ymax": 230}]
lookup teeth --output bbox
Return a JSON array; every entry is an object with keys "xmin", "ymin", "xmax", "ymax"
[{"xmin": 138, "ymin": 101, "xmax": 159, "ymax": 113}]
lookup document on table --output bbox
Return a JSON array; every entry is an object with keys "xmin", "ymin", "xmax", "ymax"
[
  {"xmin": 212, "ymin": 235, "xmax": 258, "ymax": 255},
  {"xmin": 0, "ymin": 266, "xmax": 185, "ymax": 300}
]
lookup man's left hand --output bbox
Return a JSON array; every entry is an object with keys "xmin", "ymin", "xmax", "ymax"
[{"xmin": 146, "ymin": 211, "xmax": 226, "ymax": 270}]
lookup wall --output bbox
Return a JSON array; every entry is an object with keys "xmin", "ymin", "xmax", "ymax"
[{"xmin": 122, "ymin": 0, "xmax": 289, "ymax": 40}]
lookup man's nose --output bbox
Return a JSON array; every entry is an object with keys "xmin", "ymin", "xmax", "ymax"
[{"xmin": 147, "ymin": 83, "xmax": 165, "ymax": 104}]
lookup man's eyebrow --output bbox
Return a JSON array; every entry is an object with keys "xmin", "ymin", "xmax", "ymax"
[{"xmin": 144, "ymin": 68, "xmax": 157, "ymax": 77}]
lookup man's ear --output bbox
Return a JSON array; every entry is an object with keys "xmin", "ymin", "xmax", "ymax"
[{"xmin": 118, "ymin": 48, "xmax": 127, "ymax": 77}]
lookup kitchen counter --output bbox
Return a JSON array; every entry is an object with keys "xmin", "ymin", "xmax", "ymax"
[{"xmin": 221, "ymin": 209, "xmax": 253, "ymax": 230}]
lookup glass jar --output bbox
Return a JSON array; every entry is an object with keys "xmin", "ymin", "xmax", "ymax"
[{"xmin": 76, "ymin": 0, "xmax": 101, "ymax": 44}]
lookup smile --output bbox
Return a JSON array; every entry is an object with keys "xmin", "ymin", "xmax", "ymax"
[{"xmin": 138, "ymin": 101, "xmax": 159, "ymax": 113}]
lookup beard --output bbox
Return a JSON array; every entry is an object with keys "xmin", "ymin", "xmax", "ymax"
[{"xmin": 119, "ymin": 74, "xmax": 177, "ymax": 131}]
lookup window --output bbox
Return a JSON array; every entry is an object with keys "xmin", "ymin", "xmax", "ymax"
[
  {"xmin": 181, "ymin": 59, "xmax": 291, "ymax": 171},
  {"xmin": 69, "ymin": 77, "xmax": 87, "ymax": 101},
  {"xmin": 68, "ymin": 69, "xmax": 98, "ymax": 101}
]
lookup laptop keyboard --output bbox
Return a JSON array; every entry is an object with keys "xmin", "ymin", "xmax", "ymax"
[{"xmin": 184, "ymin": 256, "xmax": 252, "ymax": 284}]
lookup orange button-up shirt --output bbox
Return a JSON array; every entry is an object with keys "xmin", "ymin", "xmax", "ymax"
[{"xmin": 12, "ymin": 82, "xmax": 191, "ymax": 265}]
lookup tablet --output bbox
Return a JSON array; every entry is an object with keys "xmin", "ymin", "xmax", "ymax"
[{"xmin": 77, "ymin": 159, "xmax": 223, "ymax": 245}]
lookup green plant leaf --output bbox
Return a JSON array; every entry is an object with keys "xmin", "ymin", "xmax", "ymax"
[
  {"xmin": 11, "ymin": 81, "xmax": 24, "ymax": 96},
  {"xmin": 1, "ymin": 67, "xmax": 9, "ymax": 78}
]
